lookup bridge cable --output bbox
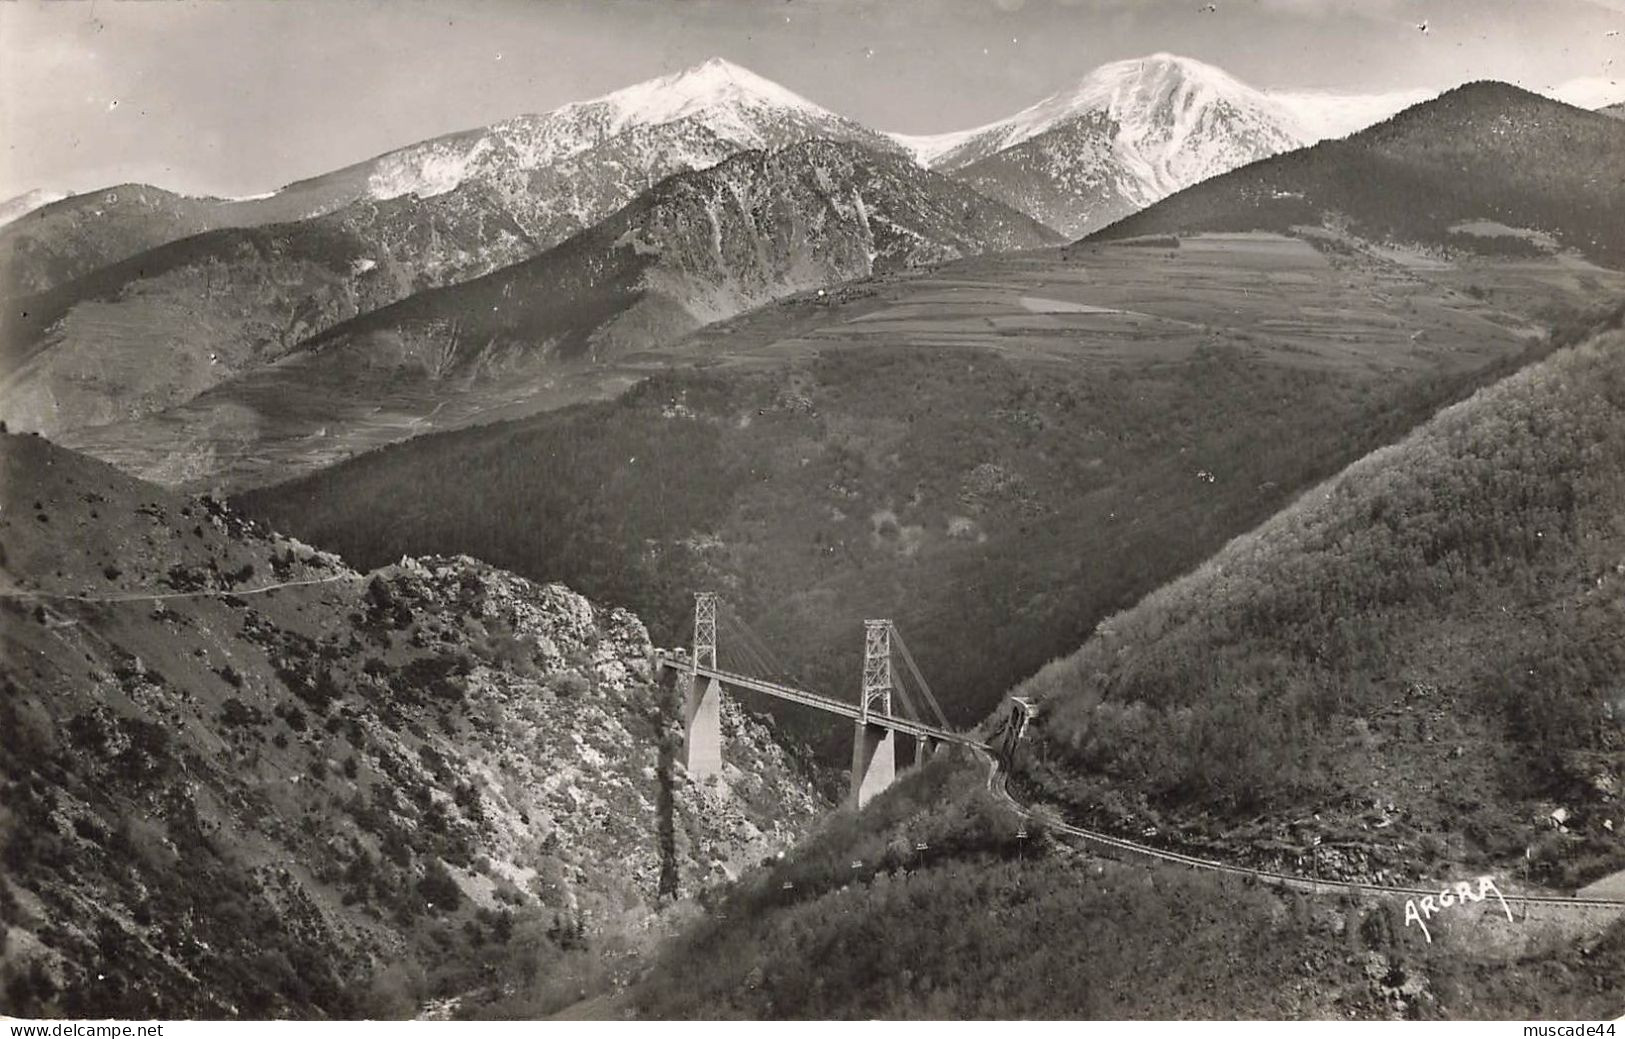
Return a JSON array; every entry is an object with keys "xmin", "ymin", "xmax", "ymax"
[
  {"xmin": 719, "ymin": 608, "xmax": 788, "ymax": 687},
  {"xmin": 738, "ymin": 617, "xmax": 793, "ymax": 681},
  {"xmin": 736, "ymin": 637, "xmax": 777, "ymax": 682},
  {"xmin": 713, "ymin": 608, "xmax": 761, "ymax": 673},
  {"xmin": 726, "ymin": 613, "xmax": 780, "ymax": 675},
  {"xmin": 722, "ymin": 606, "xmax": 799, "ymax": 684},
  {"xmin": 726, "ymin": 603, "xmax": 911, "ymax": 716},
  {"xmin": 887, "ymin": 672, "xmax": 923, "ymax": 724},
  {"xmin": 891, "ymin": 626, "xmax": 950, "ymax": 729},
  {"xmin": 672, "ymin": 613, "xmax": 695, "ymax": 656},
  {"xmin": 719, "ymin": 625, "xmax": 767, "ymax": 676}
]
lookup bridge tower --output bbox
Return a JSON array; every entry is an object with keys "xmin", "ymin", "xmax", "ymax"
[
  {"xmin": 859, "ymin": 620, "xmax": 893, "ymax": 722},
  {"xmin": 682, "ymin": 592, "xmax": 723, "ymax": 780},
  {"xmin": 850, "ymin": 620, "xmax": 898, "ymax": 808}
]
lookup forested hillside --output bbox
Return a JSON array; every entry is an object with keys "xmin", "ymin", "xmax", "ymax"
[{"xmin": 1013, "ymin": 323, "xmax": 1625, "ymax": 887}]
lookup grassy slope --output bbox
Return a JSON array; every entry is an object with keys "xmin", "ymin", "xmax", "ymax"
[
  {"xmin": 0, "ymin": 435, "xmax": 828, "ymax": 1018},
  {"xmin": 1012, "ymin": 324, "xmax": 1625, "ymax": 887},
  {"xmin": 621, "ymin": 757, "xmax": 1625, "ymax": 1019},
  {"xmin": 1086, "ymin": 84, "xmax": 1625, "ymax": 268}
]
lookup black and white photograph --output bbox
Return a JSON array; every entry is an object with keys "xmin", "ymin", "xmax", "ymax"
[{"xmin": 0, "ymin": 0, "xmax": 1623, "ymax": 1025}]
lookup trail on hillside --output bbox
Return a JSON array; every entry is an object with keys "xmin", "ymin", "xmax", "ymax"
[{"xmin": 0, "ymin": 572, "xmax": 364, "ymax": 603}]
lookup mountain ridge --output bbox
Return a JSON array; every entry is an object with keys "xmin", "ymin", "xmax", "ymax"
[
  {"xmin": 42, "ymin": 139, "xmax": 1059, "ymax": 488},
  {"xmin": 0, "ymin": 59, "xmax": 897, "ymax": 299},
  {"xmin": 1081, "ymin": 82, "xmax": 1625, "ymax": 268},
  {"xmin": 230, "ymin": 225, "xmax": 1623, "ymax": 762}
]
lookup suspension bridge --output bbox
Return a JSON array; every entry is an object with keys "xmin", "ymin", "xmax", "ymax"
[
  {"xmin": 653, "ymin": 592, "xmax": 992, "ymax": 808},
  {"xmin": 652, "ymin": 596, "xmax": 1625, "ymax": 915}
]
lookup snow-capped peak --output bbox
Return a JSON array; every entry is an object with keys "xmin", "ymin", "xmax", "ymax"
[
  {"xmin": 897, "ymin": 53, "xmax": 1323, "ymax": 238},
  {"xmin": 921, "ymin": 52, "xmax": 1310, "ymax": 172},
  {"xmin": 571, "ymin": 57, "xmax": 835, "ymax": 136},
  {"xmin": 1075, "ymin": 53, "xmax": 1305, "ymax": 131},
  {"xmin": 361, "ymin": 57, "xmax": 888, "ymax": 204}
]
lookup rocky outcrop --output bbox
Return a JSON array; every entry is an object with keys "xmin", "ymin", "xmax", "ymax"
[{"xmin": 0, "ymin": 434, "xmax": 828, "ymax": 1018}]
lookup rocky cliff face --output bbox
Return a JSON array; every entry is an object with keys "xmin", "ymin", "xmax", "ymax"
[
  {"xmin": 597, "ymin": 138, "xmax": 1063, "ymax": 336},
  {"xmin": 950, "ymin": 110, "xmax": 1141, "ymax": 240},
  {"xmin": 0, "ymin": 434, "xmax": 827, "ymax": 1018}
]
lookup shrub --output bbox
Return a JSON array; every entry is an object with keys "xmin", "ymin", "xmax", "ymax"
[
  {"xmin": 545, "ymin": 672, "xmax": 591, "ymax": 699},
  {"xmin": 419, "ymin": 860, "xmax": 463, "ymax": 911}
]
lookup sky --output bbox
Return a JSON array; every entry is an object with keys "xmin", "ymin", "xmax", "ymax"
[{"xmin": 2, "ymin": 0, "xmax": 1623, "ymax": 201}]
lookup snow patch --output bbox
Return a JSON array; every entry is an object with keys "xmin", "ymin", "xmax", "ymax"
[
  {"xmin": 0, "ymin": 188, "xmax": 69, "ymax": 228},
  {"xmin": 366, "ymin": 136, "xmax": 496, "ymax": 201},
  {"xmin": 1544, "ymin": 74, "xmax": 1625, "ymax": 110},
  {"xmin": 1266, "ymin": 88, "xmax": 1432, "ymax": 141},
  {"xmin": 886, "ymin": 127, "xmax": 983, "ymax": 166}
]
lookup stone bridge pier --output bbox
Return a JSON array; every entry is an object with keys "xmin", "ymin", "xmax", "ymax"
[
  {"xmin": 664, "ymin": 594, "xmax": 969, "ymax": 808},
  {"xmin": 850, "ymin": 721, "xmax": 896, "ymax": 809},
  {"xmin": 683, "ymin": 670, "xmax": 723, "ymax": 781}
]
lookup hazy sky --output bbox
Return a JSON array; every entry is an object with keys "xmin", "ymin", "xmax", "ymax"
[{"xmin": 2, "ymin": 0, "xmax": 1622, "ymax": 200}]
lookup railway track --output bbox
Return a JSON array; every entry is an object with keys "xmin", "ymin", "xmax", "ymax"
[{"xmin": 981, "ymin": 752, "xmax": 1625, "ymax": 911}]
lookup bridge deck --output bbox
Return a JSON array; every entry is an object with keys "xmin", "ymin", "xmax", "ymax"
[{"xmin": 654, "ymin": 653, "xmax": 983, "ymax": 748}]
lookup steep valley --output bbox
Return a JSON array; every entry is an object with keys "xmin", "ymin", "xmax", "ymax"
[
  {"xmin": 237, "ymin": 231, "xmax": 1625, "ymax": 763},
  {"xmin": 4, "ymin": 40, "xmax": 1624, "ymax": 1022},
  {"xmin": 617, "ymin": 323, "xmax": 1625, "ymax": 1020},
  {"xmin": 0, "ymin": 434, "xmax": 831, "ymax": 1018}
]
